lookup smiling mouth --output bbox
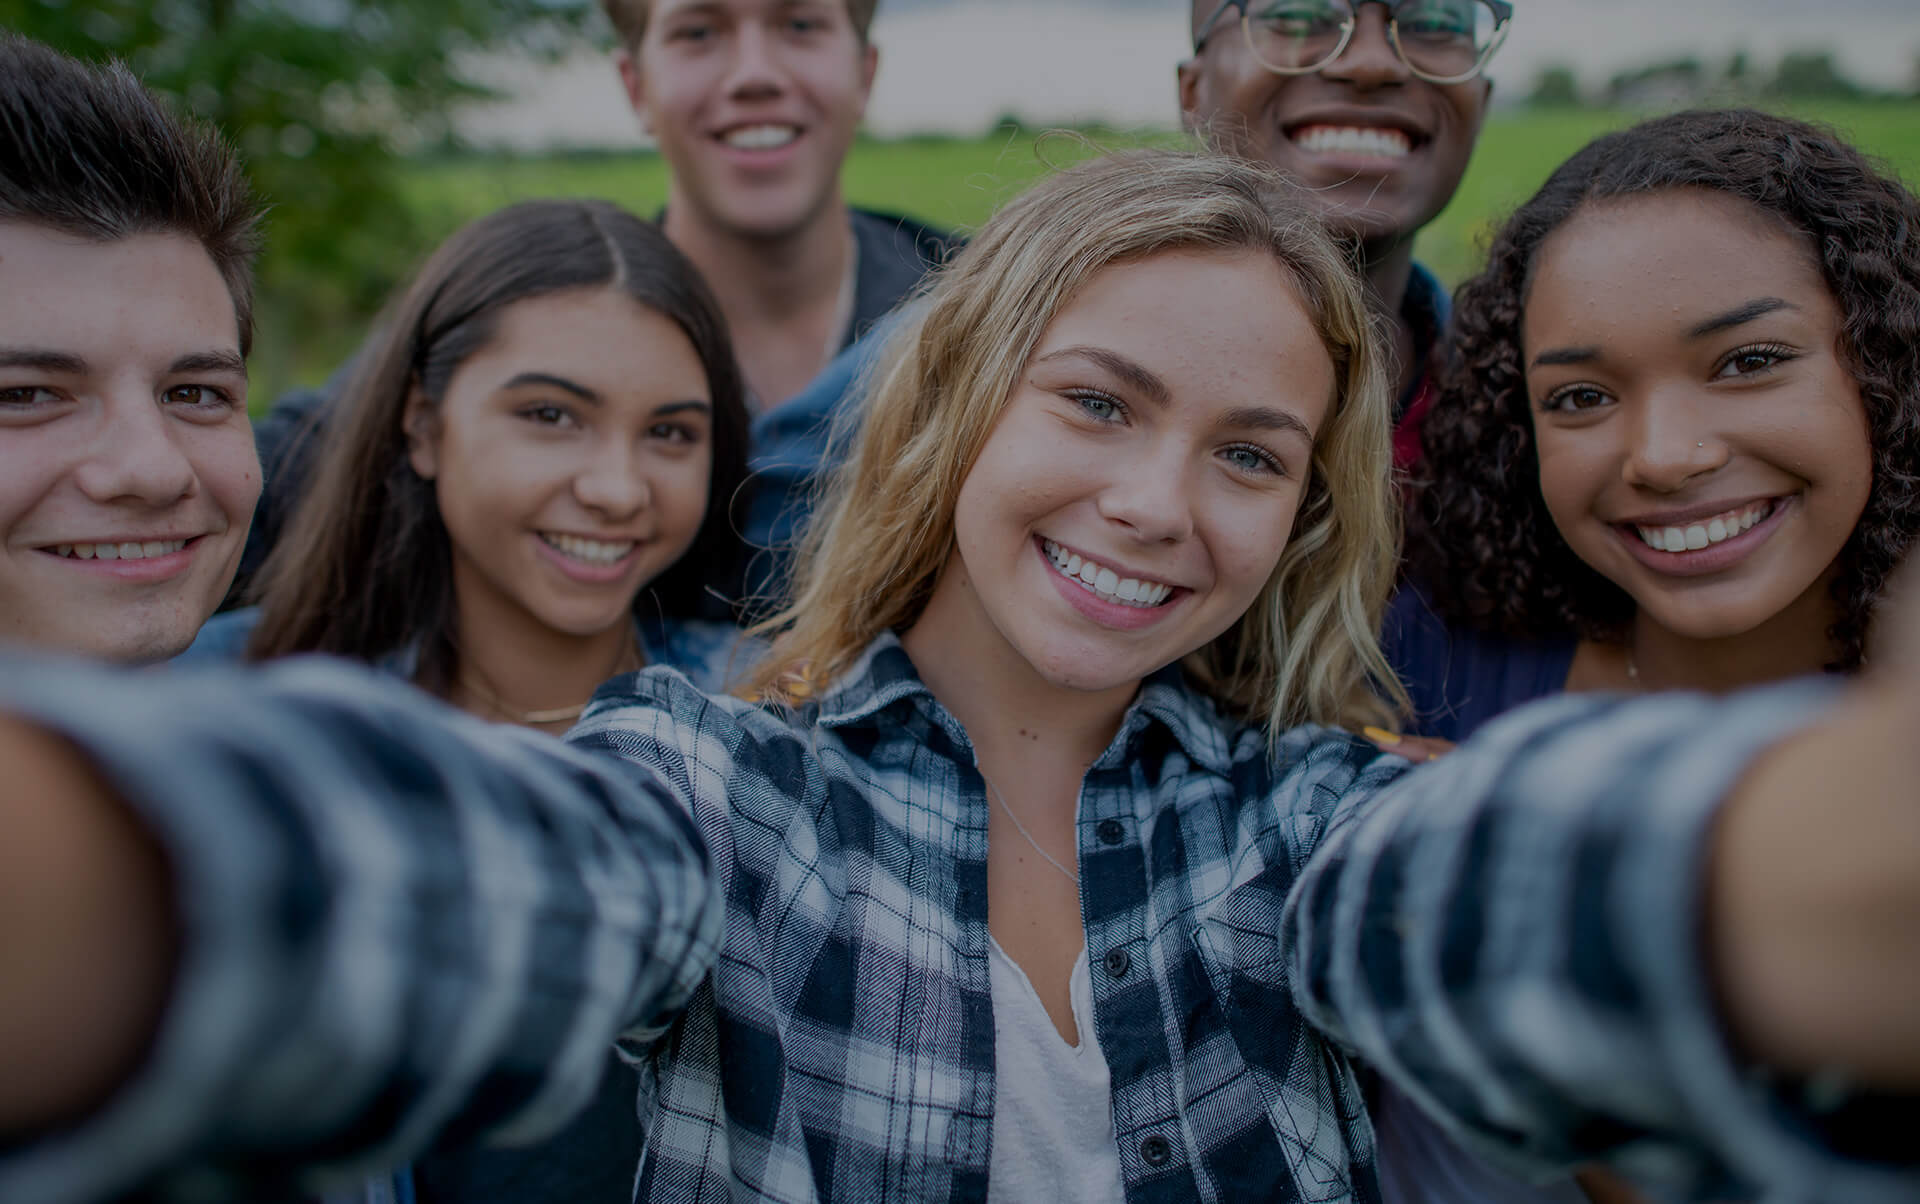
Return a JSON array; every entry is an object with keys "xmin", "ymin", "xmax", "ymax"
[
  {"xmin": 47, "ymin": 539, "xmax": 192, "ymax": 561},
  {"xmin": 540, "ymin": 532, "xmax": 637, "ymax": 566},
  {"xmin": 1628, "ymin": 499, "xmax": 1778, "ymax": 554},
  {"xmin": 1286, "ymin": 124, "xmax": 1416, "ymax": 159},
  {"xmin": 720, "ymin": 124, "xmax": 799, "ymax": 151},
  {"xmin": 1041, "ymin": 538, "xmax": 1175, "ymax": 608}
]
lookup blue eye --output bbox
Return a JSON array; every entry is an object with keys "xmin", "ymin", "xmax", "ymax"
[
  {"xmin": 1223, "ymin": 444, "xmax": 1284, "ymax": 476},
  {"xmin": 1074, "ymin": 392, "xmax": 1122, "ymax": 421}
]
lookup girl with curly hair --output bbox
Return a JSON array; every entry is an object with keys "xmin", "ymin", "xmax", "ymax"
[
  {"xmin": 1392, "ymin": 108, "xmax": 1920, "ymax": 748},
  {"xmin": 1374, "ymin": 107, "xmax": 1920, "ymax": 1204}
]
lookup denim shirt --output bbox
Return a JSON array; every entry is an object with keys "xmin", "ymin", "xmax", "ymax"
[{"xmin": 0, "ymin": 636, "xmax": 1906, "ymax": 1203}]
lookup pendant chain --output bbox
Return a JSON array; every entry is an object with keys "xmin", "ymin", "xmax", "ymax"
[{"xmin": 982, "ymin": 773, "xmax": 1080, "ymax": 887}]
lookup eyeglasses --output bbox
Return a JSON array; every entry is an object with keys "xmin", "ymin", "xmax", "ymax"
[{"xmin": 1193, "ymin": 0, "xmax": 1513, "ymax": 86}]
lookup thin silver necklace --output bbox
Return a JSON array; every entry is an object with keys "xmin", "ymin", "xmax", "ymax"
[{"xmin": 982, "ymin": 773, "xmax": 1079, "ymax": 886}]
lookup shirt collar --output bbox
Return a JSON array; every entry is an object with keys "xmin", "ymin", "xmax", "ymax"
[{"xmin": 815, "ymin": 632, "xmax": 1239, "ymax": 776}]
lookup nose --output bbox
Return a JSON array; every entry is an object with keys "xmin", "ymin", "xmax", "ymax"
[
  {"xmin": 1320, "ymin": 3, "xmax": 1412, "ymax": 88},
  {"xmin": 1620, "ymin": 394, "xmax": 1728, "ymax": 493},
  {"xmin": 71, "ymin": 391, "xmax": 198, "ymax": 507},
  {"xmin": 722, "ymin": 21, "xmax": 788, "ymax": 99},
  {"xmin": 1095, "ymin": 448, "xmax": 1197, "ymax": 545},
  {"xmin": 574, "ymin": 442, "xmax": 652, "ymax": 519}
]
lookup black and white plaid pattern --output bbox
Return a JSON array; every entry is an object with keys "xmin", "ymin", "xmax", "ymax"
[{"xmin": 2, "ymin": 639, "xmax": 1910, "ymax": 1203}]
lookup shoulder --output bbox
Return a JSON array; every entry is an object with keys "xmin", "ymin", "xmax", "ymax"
[
  {"xmin": 177, "ymin": 606, "xmax": 261, "ymax": 663},
  {"xmin": 642, "ymin": 618, "xmax": 765, "ymax": 695},
  {"xmin": 1383, "ymin": 583, "xmax": 1576, "ymax": 743},
  {"xmin": 850, "ymin": 206, "xmax": 963, "ymax": 269}
]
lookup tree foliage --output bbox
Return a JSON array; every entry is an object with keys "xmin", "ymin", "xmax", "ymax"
[{"xmin": 2, "ymin": 0, "xmax": 596, "ymax": 391}]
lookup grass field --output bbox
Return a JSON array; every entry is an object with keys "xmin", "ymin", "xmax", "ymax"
[{"xmin": 252, "ymin": 100, "xmax": 1920, "ymax": 401}]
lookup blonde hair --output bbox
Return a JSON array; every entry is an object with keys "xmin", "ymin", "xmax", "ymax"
[
  {"xmin": 601, "ymin": 0, "xmax": 880, "ymax": 48},
  {"xmin": 749, "ymin": 149, "xmax": 1405, "ymax": 736}
]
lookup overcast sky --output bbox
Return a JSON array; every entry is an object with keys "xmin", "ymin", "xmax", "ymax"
[{"xmin": 463, "ymin": 0, "xmax": 1920, "ymax": 148}]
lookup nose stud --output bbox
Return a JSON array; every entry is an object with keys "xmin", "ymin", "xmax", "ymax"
[{"xmin": 1697, "ymin": 441, "xmax": 1705, "ymax": 448}]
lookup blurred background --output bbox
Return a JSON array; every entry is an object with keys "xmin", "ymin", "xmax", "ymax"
[{"xmin": 6, "ymin": 0, "xmax": 1917, "ymax": 405}]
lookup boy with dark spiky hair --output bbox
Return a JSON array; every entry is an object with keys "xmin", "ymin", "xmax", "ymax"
[{"xmin": 0, "ymin": 34, "xmax": 264, "ymax": 664}]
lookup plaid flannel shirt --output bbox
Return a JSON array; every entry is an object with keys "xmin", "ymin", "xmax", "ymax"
[{"xmin": 0, "ymin": 634, "xmax": 1911, "ymax": 1203}]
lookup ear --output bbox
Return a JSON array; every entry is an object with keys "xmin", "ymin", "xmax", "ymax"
[
  {"xmin": 1176, "ymin": 60, "xmax": 1204, "ymax": 135},
  {"xmin": 615, "ymin": 47, "xmax": 651, "ymax": 134},
  {"xmin": 402, "ymin": 389, "xmax": 440, "ymax": 481}
]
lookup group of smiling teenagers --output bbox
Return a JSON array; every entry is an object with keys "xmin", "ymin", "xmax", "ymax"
[{"xmin": 1, "ymin": 3, "xmax": 1918, "ymax": 1203}]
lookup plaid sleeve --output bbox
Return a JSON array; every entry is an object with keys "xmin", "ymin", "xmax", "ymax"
[
  {"xmin": 1284, "ymin": 682, "xmax": 1920, "ymax": 1200},
  {"xmin": 0, "ymin": 653, "xmax": 723, "ymax": 1204}
]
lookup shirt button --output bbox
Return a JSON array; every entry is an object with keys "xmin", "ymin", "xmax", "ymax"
[
  {"xmin": 1103, "ymin": 948, "xmax": 1131, "ymax": 979},
  {"xmin": 1140, "ymin": 1134, "xmax": 1172, "ymax": 1167},
  {"xmin": 1096, "ymin": 819, "xmax": 1125, "ymax": 845}
]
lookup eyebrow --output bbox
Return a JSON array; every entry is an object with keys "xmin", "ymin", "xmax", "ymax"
[
  {"xmin": 502, "ymin": 372, "xmax": 601, "ymax": 403},
  {"xmin": 1529, "ymin": 345, "xmax": 1599, "ymax": 369},
  {"xmin": 1034, "ymin": 346, "xmax": 1171, "ymax": 408},
  {"xmin": 1687, "ymin": 297, "xmax": 1796, "ymax": 339},
  {"xmin": 0, "ymin": 348, "xmax": 243, "ymax": 376},
  {"xmin": 1223, "ymin": 405, "xmax": 1316, "ymax": 446},
  {"xmin": 0, "ymin": 348, "xmax": 87, "ymax": 373},
  {"xmin": 653, "ymin": 400, "xmax": 712, "ymax": 417},
  {"xmin": 170, "ymin": 350, "xmax": 247, "ymax": 377}
]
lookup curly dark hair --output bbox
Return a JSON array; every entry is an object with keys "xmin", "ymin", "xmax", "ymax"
[{"xmin": 1409, "ymin": 108, "xmax": 1920, "ymax": 672}]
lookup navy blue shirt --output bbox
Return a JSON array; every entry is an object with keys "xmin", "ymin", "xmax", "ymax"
[{"xmin": 1382, "ymin": 584, "xmax": 1576, "ymax": 743}]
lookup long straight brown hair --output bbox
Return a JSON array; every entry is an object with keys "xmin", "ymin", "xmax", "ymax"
[{"xmin": 246, "ymin": 199, "xmax": 750, "ymax": 687}]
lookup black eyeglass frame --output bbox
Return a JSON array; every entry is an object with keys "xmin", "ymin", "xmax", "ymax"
[{"xmin": 1192, "ymin": 0, "xmax": 1514, "ymax": 86}]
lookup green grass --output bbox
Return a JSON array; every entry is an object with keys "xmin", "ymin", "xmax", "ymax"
[{"xmin": 252, "ymin": 101, "xmax": 1920, "ymax": 403}]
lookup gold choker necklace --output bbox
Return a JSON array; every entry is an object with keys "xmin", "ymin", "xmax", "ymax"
[{"xmin": 456, "ymin": 630, "xmax": 639, "ymax": 727}]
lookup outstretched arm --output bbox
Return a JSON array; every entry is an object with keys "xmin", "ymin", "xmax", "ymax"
[
  {"xmin": 1286, "ymin": 622, "xmax": 1920, "ymax": 1197},
  {"xmin": 0, "ymin": 655, "xmax": 722, "ymax": 1204}
]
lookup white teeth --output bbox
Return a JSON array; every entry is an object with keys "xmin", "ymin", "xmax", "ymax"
[
  {"xmin": 54, "ymin": 539, "xmax": 188, "ymax": 561},
  {"xmin": 1041, "ymin": 539, "xmax": 1174, "ymax": 609},
  {"xmin": 542, "ymin": 533, "xmax": 635, "ymax": 566},
  {"xmin": 1293, "ymin": 125, "xmax": 1412, "ymax": 158},
  {"xmin": 1636, "ymin": 501, "xmax": 1773, "ymax": 553},
  {"xmin": 723, "ymin": 124, "xmax": 798, "ymax": 150}
]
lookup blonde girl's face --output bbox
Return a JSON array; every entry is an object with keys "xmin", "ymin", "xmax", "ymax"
[
  {"xmin": 405, "ymin": 288, "xmax": 714, "ymax": 643},
  {"xmin": 942, "ymin": 248, "xmax": 1335, "ymax": 696}
]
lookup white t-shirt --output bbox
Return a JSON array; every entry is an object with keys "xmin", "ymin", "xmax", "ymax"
[{"xmin": 987, "ymin": 939, "xmax": 1127, "ymax": 1204}]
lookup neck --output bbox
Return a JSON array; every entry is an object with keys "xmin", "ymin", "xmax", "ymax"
[
  {"xmin": 663, "ymin": 187, "xmax": 856, "ymax": 405},
  {"xmin": 1627, "ymin": 578, "xmax": 1840, "ymax": 694},
  {"xmin": 901, "ymin": 561, "xmax": 1138, "ymax": 785},
  {"xmin": 440, "ymin": 589, "xmax": 638, "ymax": 729},
  {"xmin": 1360, "ymin": 236, "xmax": 1421, "ymax": 400}
]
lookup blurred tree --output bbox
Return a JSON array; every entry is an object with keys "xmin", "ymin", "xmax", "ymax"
[
  {"xmin": 0, "ymin": 0, "xmax": 595, "ymax": 393},
  {"xmin": 1768, "ymin": 50, "xmax": 1866, "ymax": 100},
  {"xmin": 1527, "ymin": 64, "xmax": 1581, "ymax": 108}
]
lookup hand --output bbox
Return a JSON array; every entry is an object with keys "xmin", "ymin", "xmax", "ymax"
[
  {"xmin": 1707, "ymin": 556, "xmax": 1920, "ymax": 1085},
  {"xmin": 1363, "ymin": 726, "xmax": 1456, "ymax": 764},
  {"xmin": 0, "ymin": 715, "xmax": 177, "ymax": 1133}
]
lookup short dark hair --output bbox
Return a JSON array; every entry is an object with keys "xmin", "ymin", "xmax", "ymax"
[
  {"xmin": 0, "ymin": 34, "xmax": 263, "ymax": 355},
  {"xmin": 247, "ymin": 199, "xmax": 753, "ymax": 679},
  {"xmin": 1411, "ymin": 109, "xmax": 1920, "ymax": 672}
]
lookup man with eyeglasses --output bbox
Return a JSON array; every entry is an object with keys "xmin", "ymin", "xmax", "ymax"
[{"xmin": 1179, "ymin": 0, "xmax": 1510, "ymax": 471}]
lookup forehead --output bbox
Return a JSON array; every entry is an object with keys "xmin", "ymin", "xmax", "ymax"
[
  {"xmin": 1037, "ymin": 249, "xmax": 1336, "ymax": 429},
  {"xmin": 1526, "ymin": 190, "xmax": 1825, "ymax": 338},
  {"xmin": 449, "ymin": 288, "xmax": 708, "ymax": 395},
  {"xmin": 0, "ymin": 222, "xmax": 240, "ymax": 363},
  {"xmin": 651, "ymin": 0, "xmax": 846, "ymax": 16}
]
